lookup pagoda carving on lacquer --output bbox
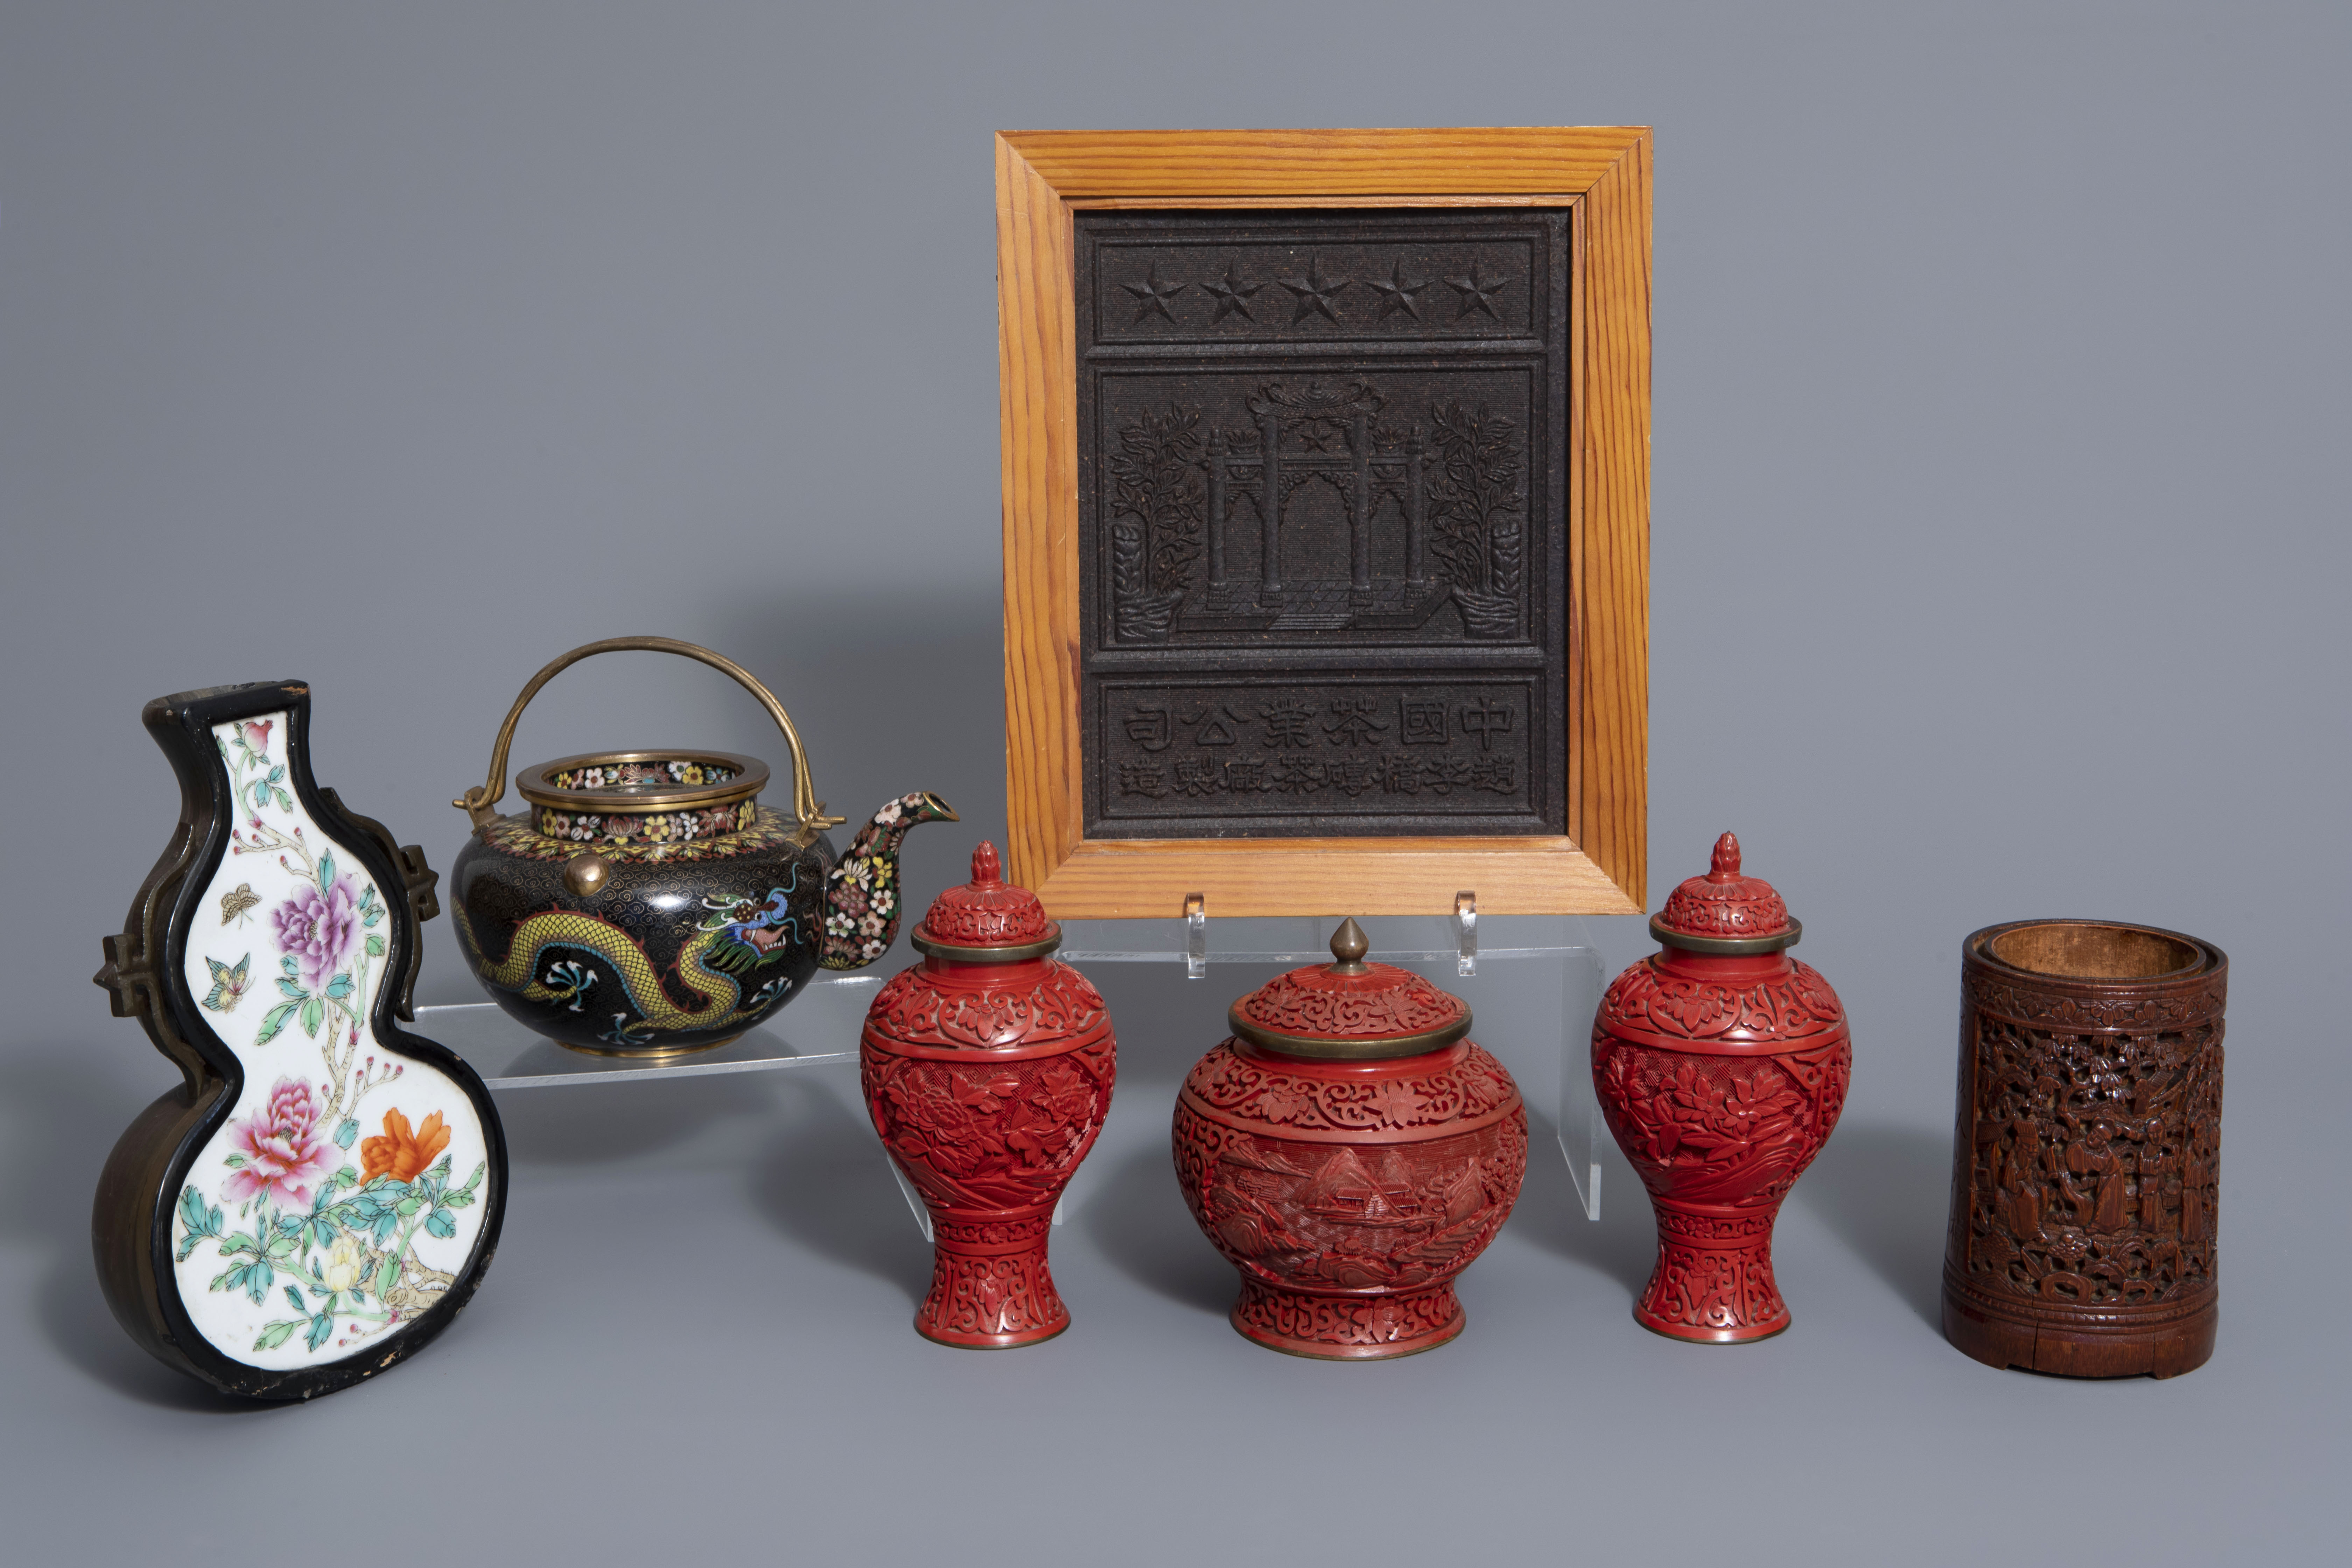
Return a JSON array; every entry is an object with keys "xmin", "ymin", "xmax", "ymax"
[{"xmin": 1110, "ymin": 379, "xmax": 1526, "ymax": 644}]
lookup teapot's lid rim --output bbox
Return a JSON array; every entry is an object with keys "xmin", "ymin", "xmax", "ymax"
[{"xmin": 515, "ymin": 749, "xmax": 769, "ymax": 813}]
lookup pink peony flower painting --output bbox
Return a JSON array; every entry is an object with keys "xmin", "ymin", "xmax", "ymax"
[
  {"xmin": 223, "ymin": 1076, "xmax": 335, "ymax": 1210},
  {"xmin": 274, "ymin": 877, "xmax": 360, "ymax": 990}
]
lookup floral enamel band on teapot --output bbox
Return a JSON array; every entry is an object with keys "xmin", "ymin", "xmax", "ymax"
[{"xmin": 523, "ymin": 751, "xmax": 764, "ymax": 848}]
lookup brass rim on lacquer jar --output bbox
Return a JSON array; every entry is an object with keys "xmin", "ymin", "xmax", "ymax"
[
  {"xmin": 1223, "ymin": 917, "xmax": 1474, "ymax": 1061},
  {"xmin": 1226, "ymin": 1004, "xmax": 1474, "ymax": 1060}
]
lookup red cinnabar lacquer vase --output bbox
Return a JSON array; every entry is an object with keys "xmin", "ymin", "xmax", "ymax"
[
  {"xmin": 1174, "ymin": 919, "xmax": 1527, "ymax": 1359},
  {"xmin": 1593, "ymin": 834, "xmax": 1851, "ymax": 1342},
  {"xmin": 860, "ymin": 842, "xmax": 1114, "ymax": 1348}
]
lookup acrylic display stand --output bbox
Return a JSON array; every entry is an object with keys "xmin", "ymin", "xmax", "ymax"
[
  {"xmin": 1059, "ymin": 913, "xmax": 1604, "ymax": 1221},
  {"xmin": 418, "ymin": 912, "xmax": 1605, "ymax": 1230}
]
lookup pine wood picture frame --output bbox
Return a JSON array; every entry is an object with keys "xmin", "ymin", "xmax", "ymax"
[{"xmin": 999, "ymin": 127, "xmax": 1649, "ymax": 917}]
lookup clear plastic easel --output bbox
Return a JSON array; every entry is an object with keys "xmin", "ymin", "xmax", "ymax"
[
  {"xmin": 417, "ymin": 904, "xmax": 1605, "ymax": 1225},
  {"xmin": 1057, "ymin": 909, "xmax": 1603, "ymax": 1220}
]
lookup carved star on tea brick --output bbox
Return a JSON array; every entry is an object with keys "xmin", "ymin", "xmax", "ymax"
[
  {"xmin": 1202, "ymin": 263, "xmax": 1265, "ymax": 322},
  {"xmin": 1367, "ymin": 261, "xmax": 1431, "ymax": 320},
  {"xmin": 1122, "ymin": 264, "xmax": 1189, "ymax": 323},
  {"xmin": 1445, "ymin": 262, "xmax": 1514, "ymax": 321},
  {"xmin": 1279, "ymin": 260, "xmax": 1350, "ymax": 323}
]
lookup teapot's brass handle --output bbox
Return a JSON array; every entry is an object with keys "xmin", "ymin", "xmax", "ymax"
[{"xmin": 453, "ymin": 636, "xmax": 846, "ymax": 836}]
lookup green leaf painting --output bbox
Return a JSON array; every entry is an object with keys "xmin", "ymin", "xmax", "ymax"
[{"xmin": 175, "ymin": 726, "xmax": 484, "ymax": 1363}]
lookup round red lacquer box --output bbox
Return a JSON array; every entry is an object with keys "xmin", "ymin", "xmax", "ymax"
[{"xmin": 1173, "ymin": 919, "xmax": 1527, "ymax": 1359}]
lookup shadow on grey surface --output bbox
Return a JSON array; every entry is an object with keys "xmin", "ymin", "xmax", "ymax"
[
  {"xmin": 495, "ymin": 1069, "xmax": 772, "ymax": 1168},
  {"xmin": 38, "ymin": 1263, "xmax": 265, "ymax": 1415},
  {"xmin": 4, "ymin": 1050, "xmax": 267, "ymax": 1412},
  {"xmin": 1084, "ymin": 1142, "xmax": 1233, "ymax": 1316},
  {"xmin": 747, "ymin": 1072, "xmax": 932, "ymax": 1305},
  {"xmin": 1505, "ymin": 1116, "xmax": 1656, "ymax": 1300},
  {"xmin": 1792, "ymin": 1119, "xmax": 1951, "ymax": 1331}
]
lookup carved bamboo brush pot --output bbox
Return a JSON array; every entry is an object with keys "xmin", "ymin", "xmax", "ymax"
[
  {"xmin": 1943, "ymin": 920, "xmax": 2226, "ymax": 1378},
  {"xmin": 1593, "ymin": 834, "xmax": 1851, "ymax": 1343},
  {"xmin": 1173, "ymin": 919, "xmax": 1527, "ymax": 1360},
  {"xmin": 860, "ymin": 843, "xmax": 1115, "ymax": 1348}
]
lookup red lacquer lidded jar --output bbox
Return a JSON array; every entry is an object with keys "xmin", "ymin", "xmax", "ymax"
[
  {"xmin": 1593, "ymin": 833, "xmax": 1851, "ymax": 1342},
  {"xmin": 859, "ymin": 842, "xmax": 1115, "ymax": 1348},
  {"xmin": 1173, "ymin": 919, "xmax": 1527, "ymax": 1359}
]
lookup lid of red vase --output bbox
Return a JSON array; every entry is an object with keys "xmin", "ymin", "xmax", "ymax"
[
  {"xmin": 1650, "ymin": 832, "xmax": 1802, "ymax": 953},
  {"xmin": 1227, "ymin": 918, "xmax": 1473, "ymax": 1061},
  {"xmin": 910, "ymin": 841, "xmax": 1060, "ymax": 958}
]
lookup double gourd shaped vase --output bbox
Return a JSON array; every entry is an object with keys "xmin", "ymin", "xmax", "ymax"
[
  {"xmin": 860, "ymin": 843, "xmax": 1115, "ymax": 1347},
  {"xmin": 1593, "ymin": 834, "xmax": 1851, "ymax": 1341}
]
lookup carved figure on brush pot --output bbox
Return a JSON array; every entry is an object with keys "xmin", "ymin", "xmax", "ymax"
[
  {"xmin": 1943, "ymin": 919, "xmax": 2225, "ymax": 1378},
  {"xmin": 447, "ymin": 638, "xmax": 953, "ymax": 1055},
  {"xmin": 1174, "ymin": 920, "xmax": 1526, "ymax": 1359},
  {"xmin": 1592, "ymin": 834, "xmax": 1850, "ymax": 1343},
  {"xmin": 861, "ymin": 843, "xmax": 1114, "ymax": 1347}
]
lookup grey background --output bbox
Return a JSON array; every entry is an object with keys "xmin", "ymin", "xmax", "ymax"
[{"xmin": 2, "ymin": 2, "xmax": 2346, "ymax": 1562}]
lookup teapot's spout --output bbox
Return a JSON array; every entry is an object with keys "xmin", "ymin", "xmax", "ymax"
[{"xmin": 819, "ymin": 792, "xmax": 958, "ymax": 970}]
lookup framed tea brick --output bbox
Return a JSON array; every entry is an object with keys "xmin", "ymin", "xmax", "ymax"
[{"xmin": 1000, "ymin": 129, "xmax": 1650, "ymax": 917}]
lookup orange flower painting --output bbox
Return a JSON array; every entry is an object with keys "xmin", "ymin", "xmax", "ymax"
[{"xmin": 360, "ymin": 1108, "xmax": 451, "ymax": 1183}]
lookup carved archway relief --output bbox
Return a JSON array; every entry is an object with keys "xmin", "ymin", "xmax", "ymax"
[{"xmin": 1281, "ymin": 472, "xmax": 1354, "ymax": 583}]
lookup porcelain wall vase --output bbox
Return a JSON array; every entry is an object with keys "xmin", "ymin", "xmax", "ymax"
[{"xmin": 93, "ymin": 681, "xmax": 507, "ymax": 1399}]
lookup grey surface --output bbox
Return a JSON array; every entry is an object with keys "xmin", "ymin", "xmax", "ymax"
[
  {"xmin": 423, "ymin": 986, "xmax": 872, "ymax": 1088},
  {"xmin": 2, "ymin": 2, "xmax": 2347, "ymax": 1562}
]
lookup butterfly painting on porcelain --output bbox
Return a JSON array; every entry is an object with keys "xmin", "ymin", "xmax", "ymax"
[
  {"xmin": 95, "ymin": 682, "xmax": 506, "ymax": 1399},
  {"xmin": 167, "ymin": 713, "xmax": 491, "ymax": 1366}
]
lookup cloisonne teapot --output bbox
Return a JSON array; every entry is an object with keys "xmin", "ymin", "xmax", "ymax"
[{"xmin": 449, "ymin": 637, "xmax": 954, "ymax": 1055}]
